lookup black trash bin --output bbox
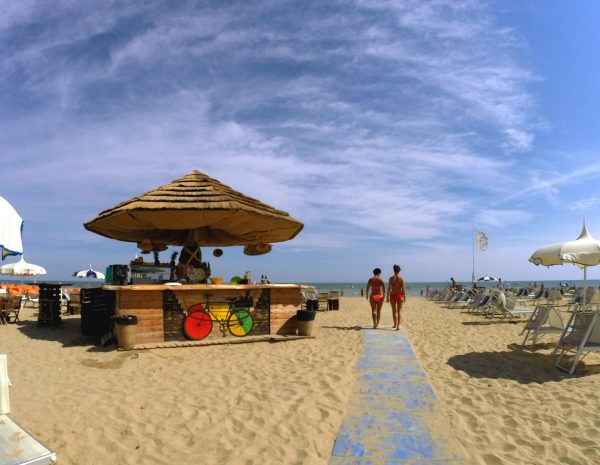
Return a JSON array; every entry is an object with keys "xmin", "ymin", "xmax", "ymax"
[
  {"xmin": 296, "ymin": 310, "xmax": 316, "ymax": 336},
  {"xmin": 328, "ymin": 299, "xmax": 339, "ymax": 311},
  {"xmin": 112, "ymin": 315, "xmax": 138, "ymax": 350},
  {"xmin": 306, "ymin": 300, "xmax": 319, "ymax": 312}
]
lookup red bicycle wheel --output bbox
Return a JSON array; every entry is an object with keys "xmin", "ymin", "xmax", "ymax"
[{"xmin": 183, "ymin": 310, "xmax": 212, "ymax": 340}]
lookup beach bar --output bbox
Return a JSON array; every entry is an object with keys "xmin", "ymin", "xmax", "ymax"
[
  {"xmin": 82, "ymin": 169, "xmax": 306, "ymax": 347},
  {"xmin": 103, "ymin": 283, "xmax": 303, "ymax": 345}
]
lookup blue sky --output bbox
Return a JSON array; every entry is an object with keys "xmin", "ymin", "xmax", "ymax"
[{"xmin": 2, "ymin": 0, "xmax": 600, "ymax": 283}]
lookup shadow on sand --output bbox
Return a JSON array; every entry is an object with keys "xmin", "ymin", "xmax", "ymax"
[
  {"xmin": 462, "ymin": 320, "xmax": 521, "ymax": 326},
  {"xmin": 321, "ymin": 325, "xmax": 365, "ymax": 331},
  {"xmin": 446, "ymin": 348, "xmax": 594, "ymax": 383},
  {"xmin": 16, "ymin": 316, "xmax": 111, "ymax": 352}
]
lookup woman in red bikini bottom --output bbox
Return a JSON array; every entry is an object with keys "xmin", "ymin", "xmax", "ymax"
[
  {"xmin": 366, "ymin": 268, "xmax": 385, "ymax": 329},
  {"xmin": 387, "ymin": 264, "xmax": 406, "ymax": 330}
]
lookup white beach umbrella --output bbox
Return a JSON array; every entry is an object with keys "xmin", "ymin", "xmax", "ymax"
[
  {"xmin": 0, "ymin": 256, "xmax": 46, "ymax": 276},
  {"xmin": 0, "ymin": 196, "xmax": 24, "ymax": 260},
  {"xmin": 73, "ymin": 265, "xmax": 105, "ymax": 280},
  {"xmin": 529, "ymin": 221, "xmax": 600, "ymax": 307}
]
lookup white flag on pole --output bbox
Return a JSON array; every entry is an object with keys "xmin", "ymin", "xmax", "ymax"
[{"xmin": 477, "ymin": 230, "xmax": 488, "ymax": 251}]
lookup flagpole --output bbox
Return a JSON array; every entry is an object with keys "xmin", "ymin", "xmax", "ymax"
[{"xmin": 472, "ymin": 228, "xmax": 476, "ymax": 284}]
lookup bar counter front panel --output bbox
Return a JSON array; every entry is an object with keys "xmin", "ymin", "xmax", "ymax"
[{"xmin": 103, "ymin": 284, "xmax": 303, "ymax": 345}]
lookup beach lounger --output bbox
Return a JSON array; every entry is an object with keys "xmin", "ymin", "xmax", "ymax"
[
  {"xmin": 487, "ymin": 292, "xmax": 533, "ymax": 320},
  {"xmin": 512, "ymin": 290, "xmax": 530, "ymax": 307},
  {"xmin": 442, "ymin": 291, "xmax": 463, "ymax": 307},
  {"xmin": 430, "ymin": 289, "xmax": 451, "ymax": 302},
  {"xmin": 521, "ymin": 305, "xmax": 566, "ymax": 347},
  {"xmin": 565, "ymin": 288, "xmax": 600, "ymax": 313},
  {"xmin": 466, "ymin": 294, "xmax": 490, "ymax": 313},
  {"xmin": 565, "ymin": 288, "xmax": 584, "ymax": 312},
  {"xmin": 448, "ymin": 292, "xmax": 473, "ymax": 309},
  {"xmin": 528, "ymin": 288, "xmax": 547, "ymax": 302},
  {"xmin": 0, "ymin": 354, "xmax": 57, "ymax": 465},
  {"xmin": 554, "ymin": 312, "xmax": 600, "ymax": 374}
]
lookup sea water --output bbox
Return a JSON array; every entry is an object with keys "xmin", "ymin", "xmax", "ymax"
[
  {"xmin": 4, "ymin": 278, "xmax": 597, "ymax": 298},
  {"xmin": 302, "ymin": 279, "xmax": 600, "ymax": 298}
]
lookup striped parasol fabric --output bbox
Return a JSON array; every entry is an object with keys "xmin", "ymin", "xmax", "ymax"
[
  {"xmin": 83, "ymin": 170, "xmax": 303, "ymax": 247},
  {"xmin": 477, "ymin": 275, "xmax": 499, "ymax": 282},
  {"xmin": 73, "ymin": 265, "xmax": 105, "ymax": 279}
]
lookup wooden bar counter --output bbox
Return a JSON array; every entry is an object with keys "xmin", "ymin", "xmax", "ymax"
[{"xmin": 102, "ymin": 284, "xmax": 303, "ymax": 345}]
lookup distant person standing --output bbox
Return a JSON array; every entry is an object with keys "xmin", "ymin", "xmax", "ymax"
[
  {"xmin": 450, "ymin": 277, "xmax": 458, "ymax": 290},
  {"xmin": 387, "ymin": 265, "xmax": 406, "ymax": 330},
  {"xmin": 366, "ymin": 268, "xmax": 385, "ymax": 329}
]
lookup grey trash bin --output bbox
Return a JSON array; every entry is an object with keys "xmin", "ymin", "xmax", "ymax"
[{"xmin": 113, "ymin": 315, "xmax": 138, "ymax": 350}]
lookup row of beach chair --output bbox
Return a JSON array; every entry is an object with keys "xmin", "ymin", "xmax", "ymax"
[
  {"xmin": 429, "ymin": 285, "xmax": 600, "ymax": 374},
  {"xmin": 300, "ymin": 288, "xmax": 340, "ymax": 311}
]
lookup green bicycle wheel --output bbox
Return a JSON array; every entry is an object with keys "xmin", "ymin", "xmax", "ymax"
[{"xmin": 227, "ymin": 309, "xmax": 253, "ymax": 337}]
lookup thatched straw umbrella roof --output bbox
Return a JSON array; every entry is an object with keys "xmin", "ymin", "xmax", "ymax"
[{"xmin": 83, "ymin": 170, "xmax": 303, "ymax": 247}]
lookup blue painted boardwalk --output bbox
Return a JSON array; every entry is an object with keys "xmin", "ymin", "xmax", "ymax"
[{"xmin": 329, "ymin": 319, "xmax": 463, "ymax": 465}]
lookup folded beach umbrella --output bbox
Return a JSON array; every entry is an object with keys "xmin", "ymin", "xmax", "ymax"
[
  {"xmin": 0, "ymin": 196, "xmax": 24, "ymax": 260},
  {"xmin": 529, "ymin": 221, "xmax": 600, "ymax": 307},
  {"xmin": 73, "ymin": 265, "xmax": 105, "ymax": 279},
  {"xmin": 0, "ymin": 256, "xmax": 46, "ymax": 276},
  {"xmin": 83, "ymin": 170, "xmax": 304, "ymax": 248}
]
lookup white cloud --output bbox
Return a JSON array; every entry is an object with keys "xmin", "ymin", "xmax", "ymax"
[
  {"xmin": 0, "ymin": 0, "xmax": 542, "ymax": 279},
  {"xmin": 569, "ymin": 196, "xmax": 600, "ymax": 214},
  {"xmin": 475, "ymin": 209, "xmax": 532, "ymax": 229}
]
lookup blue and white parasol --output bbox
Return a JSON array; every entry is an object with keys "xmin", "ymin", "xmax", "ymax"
[
  {"xmin": 477, "ymin": 275, "xmax": 499, "ymax": 282},
  {"xmin": 73, "ymin": 265, "xmax": 105, "ymax": 279}
]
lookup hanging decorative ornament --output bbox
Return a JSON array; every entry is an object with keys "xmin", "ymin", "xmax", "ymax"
[
  {"xmin": 243, "ymin": 243, "xmax": 273, "ymax": 256},
  {"xmin": 137, "ymin": 238, "xmax": 153, "ymax": 252}
]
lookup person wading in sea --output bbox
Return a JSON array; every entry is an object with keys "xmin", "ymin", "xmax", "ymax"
[{"xmin": 366, "ymin": 268, "xmax": 385, "ymax": 329}]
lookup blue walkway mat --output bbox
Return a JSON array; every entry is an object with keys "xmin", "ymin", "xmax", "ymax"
[{"xmin": 329, "ymin": 327, "xmax": 463, "ymax": 465}]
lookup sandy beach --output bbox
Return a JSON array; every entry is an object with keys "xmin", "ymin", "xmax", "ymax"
[
  {"xmin": 404, "ymin": 297, "xmax": 600, "ymax": 465},
  {"xmin": 2, "ymin": 297, "xmax": 600, "ymax": 465},
  {"xmin": 1, "ymin": 298, "xmax": 369, "ymax": 465}
]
